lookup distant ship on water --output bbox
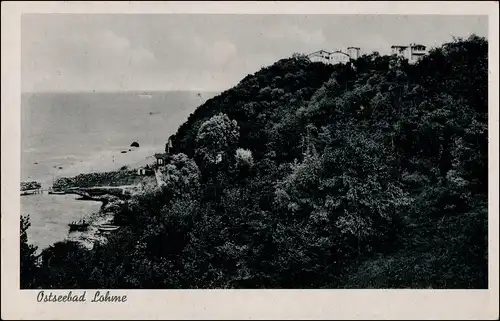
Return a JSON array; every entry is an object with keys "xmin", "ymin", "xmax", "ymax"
[{"xmin": 138, "ymin": 92, "xmax": 153, "ymax": 99}]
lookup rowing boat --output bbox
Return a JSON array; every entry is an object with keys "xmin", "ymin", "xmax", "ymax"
[
  {"xmin": 48, "ymin": 190, "xmax": 66, "ymax": 195},
  {"xmin": 69, "ymin": 222, "xmax": 89, "ymax": 232},
  {"xmin": 96, "ymin": 224, "xmax": 120, "ymax": 232}
]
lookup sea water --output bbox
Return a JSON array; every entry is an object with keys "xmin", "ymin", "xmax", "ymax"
[{"xmin": 21, "ymin": 91, "xmax": 216, "ymax": 251}]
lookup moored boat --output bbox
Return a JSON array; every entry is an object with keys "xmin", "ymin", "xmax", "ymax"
[
  {"xmin": 69, "ymin": 219, "xmax": 89, "ymax": 232},
  {"xmin": 96, "ymin": 224, "xmax": 120, "ymax": 232},
  {"xmin": 48, "ymin": 190, "xmax": 66, "ymax": 195}
]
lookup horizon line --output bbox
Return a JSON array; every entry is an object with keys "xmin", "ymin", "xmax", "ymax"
[{"xmin": 21, "ymin": 89, "xmax": 224, "ymax": 94}]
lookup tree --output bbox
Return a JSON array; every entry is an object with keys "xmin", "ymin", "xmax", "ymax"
[
  {"xmin": 158, "ymin": 153, "xmax": 201, "ymax": 198},
  {"xmin": 195, "ymin": 113, "xmax": 240, "ymax": 169},
  {"xmin": 20, "ymin": 215, "xmax": 39, "ymax": 288},
  {"xmin": 234, "ymin": 148, "xmax": 254, "ymax": 178},
  {"xmin": 292, "ymin": 52, "xmax": 310, "ymax": 62}
]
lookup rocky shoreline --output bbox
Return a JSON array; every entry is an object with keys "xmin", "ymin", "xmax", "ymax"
[{"xmin": 66, "ymin": 194, "xmax": 126, "ymax": 250}]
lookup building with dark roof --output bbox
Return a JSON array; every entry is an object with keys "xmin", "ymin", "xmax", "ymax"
[{"xmin": 154, "ymin": 153, "xmax": 170, "ymax": 166}]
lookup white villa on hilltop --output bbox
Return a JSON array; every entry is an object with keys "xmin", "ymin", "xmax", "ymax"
[
  {"xmin": 307, "ymin": 44, "xmax": 428, "ymax": 65},
  {"xmin": 391, "ymin": 43, "xmax": 427, "ymax": 64},
  {"xmin": 307, "ymin": 47, "xmax": 361, "ymax": 65}
]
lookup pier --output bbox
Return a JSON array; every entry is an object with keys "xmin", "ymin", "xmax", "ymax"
[
  {"xmin": 20, "ymin": 185, "xmax": 139, "ymax": 198},
  {"xmin": 20, "ymin": 189, "xmax": 43, "ymax": 196}
]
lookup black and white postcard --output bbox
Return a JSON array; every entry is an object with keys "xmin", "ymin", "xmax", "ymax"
[{"xmin": 1, "ymin": 1, "xmax": 499, "ymax": 319}]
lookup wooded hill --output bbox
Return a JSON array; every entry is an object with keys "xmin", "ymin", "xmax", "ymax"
[{"xmin": 21, "ymin": 35, "xmax": 488, "ymax": 289}]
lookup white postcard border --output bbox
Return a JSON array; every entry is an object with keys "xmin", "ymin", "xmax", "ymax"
[{"xmin": 1, "ymin": 1, "xmax": 498, "ymax": 320}]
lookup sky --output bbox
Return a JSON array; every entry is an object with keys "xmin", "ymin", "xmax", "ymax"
[{"xmin": 21, "ymin": 14, "xmax": 488, "ymax": 93}]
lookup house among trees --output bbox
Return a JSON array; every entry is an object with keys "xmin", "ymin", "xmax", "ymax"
[
  {"xmin": 391, "ymin": 43, "xmax": 427, "ymax": 63},
  {"xmin": 346, "ymin": 47, "xmax": 361, "ymax": 59},
  {"xmin": 152, "ymin": 136, "xmax": 176, "ymax": 167},
  {"xmin": 154, "ymin": 153, "xmax": 169, "ymax": 166},
  {"xmin": 307, "ymin": 47, "xmax": 361, "ymax": 65}
]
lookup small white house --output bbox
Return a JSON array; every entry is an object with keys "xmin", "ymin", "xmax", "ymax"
[
  {"xmin": 307, "ymin": 48, "xmax": 360, "ymax": 65},
  {"xmin": 137, "ymin": 168, "xmax": 146, "ymax": 175},
  {"xmin": 391, "ymin": 43, "xmax": 427, "ymax": 64}
]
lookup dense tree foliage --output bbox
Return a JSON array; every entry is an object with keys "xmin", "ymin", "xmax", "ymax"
[
  {"xmin": 21, "ymin": 35, "xmax": 488, "ymax": 289},
  {"xmin": 20, "ymin": 181, "xmax": 41, "ymax": 191}
]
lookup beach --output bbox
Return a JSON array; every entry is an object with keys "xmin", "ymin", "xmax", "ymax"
[
  {"xmin": 22, "ymin": 142, "xmax": 161, "ymax": 253},
  {"xmin": 23, "ymin": 139, "xmax": 161, "ymax": 252},
  {"xmin": 21, "ymin": 91, "xmax": 216, "ymax": 252}
]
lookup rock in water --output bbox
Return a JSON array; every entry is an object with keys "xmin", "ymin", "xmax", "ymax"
[{"xmin": 130, "ymin": 141, "xmax": 140, "ymax": 148}]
